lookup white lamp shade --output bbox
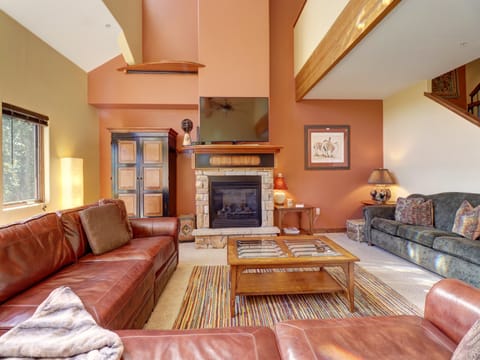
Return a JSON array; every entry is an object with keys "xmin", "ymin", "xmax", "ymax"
[{"xmin": 61, "ymin": 157, "xmax": 84, "ymax": 208}]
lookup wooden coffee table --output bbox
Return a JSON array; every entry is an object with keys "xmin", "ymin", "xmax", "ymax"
[{"xmin": 227, "ymin": 235, "xmax": 359, "ymax": 316}]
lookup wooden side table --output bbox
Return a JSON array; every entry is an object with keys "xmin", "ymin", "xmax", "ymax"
[{"xmin": 274, "ymin": 205, "xmax": 314, "ymax": 235}]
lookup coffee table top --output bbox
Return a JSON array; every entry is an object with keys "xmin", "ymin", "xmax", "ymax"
[{"xmin": 227, "ymin": 235, "xmax": 359, "ymax": 266}]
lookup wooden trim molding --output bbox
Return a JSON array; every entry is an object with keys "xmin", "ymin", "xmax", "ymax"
[
  {"xmin": 117, "ymin": 60, "xmax": 205, "ymax": 74},
  {"xmin": 295, "ymin": 0, "xmax": 400, "ymax": 101},
  {"xmin": 424, "ymin": 92, "xmax": 480, "ymax": 128}
]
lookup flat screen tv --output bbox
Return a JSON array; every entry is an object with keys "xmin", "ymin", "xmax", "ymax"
[{"xmin": 199, "ymin": 97, "xmax": 269, "ymax": 143}]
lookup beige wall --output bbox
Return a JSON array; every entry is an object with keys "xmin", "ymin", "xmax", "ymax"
[
  {"xmin": 384, "ymin": 80, "xmax": 480, "ymax": 199},
  {"xmin": 0, "ymin": 11, "xmax": 99, "ymax": 225}
]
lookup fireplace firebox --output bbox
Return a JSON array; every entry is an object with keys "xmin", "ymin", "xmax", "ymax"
[{"xmin": 209, "ymin": 176, "xmax": 262, "ymax": 228}]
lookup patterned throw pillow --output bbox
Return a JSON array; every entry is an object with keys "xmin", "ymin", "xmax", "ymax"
[
  {"xmin": 452, "ymin": 200, "xmax": 480, "ymax": 240},
  {"xmin": 394, "ymin": 197, "xmax": 434, "ymax": 226},
  {"xmin": 451, "ymin": 319, "xmax": 480, "ymax": 360}
]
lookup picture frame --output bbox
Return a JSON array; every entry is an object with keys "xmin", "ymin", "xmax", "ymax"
[{"xmin": 304, "ymin": 125, "xmax": 350, "ymax": 170}]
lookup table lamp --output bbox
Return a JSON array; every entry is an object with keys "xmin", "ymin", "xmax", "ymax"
[
  {"xmin": 274, "ymin": 173, "xmax": 288, "ymax": 205},
  {"xmin": 367, "ymin": 168, "xmax": 394, "ymax": 203}
]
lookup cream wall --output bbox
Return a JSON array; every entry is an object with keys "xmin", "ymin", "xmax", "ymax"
[
  {"xmin": 0, "ymin": 11, "xmax": 99, "ymax": 225},
  {"xmin": 384, "ymin": 80, "xmax": 480, "ymax": 199}
]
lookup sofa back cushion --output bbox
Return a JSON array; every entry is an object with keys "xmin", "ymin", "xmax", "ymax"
[
  {"xmin": 79, "ymin": 204, "xmax": 132, "ymax": 255},
  {"xmin": 0, "ymin": 213, "xmax": 75, "ymax": 303},
  {"xmin": 409, "ymin": 193, "xmax": 480, "ymax": 232},
  {"xmin": 57, "ymin": 203, "xmax": 98, "ymax": 259}
]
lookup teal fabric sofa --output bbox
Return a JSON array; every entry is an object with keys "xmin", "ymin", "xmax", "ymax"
[{"xmin": 363, "ymin": 192, "xmax": 480, "ymax": 287}]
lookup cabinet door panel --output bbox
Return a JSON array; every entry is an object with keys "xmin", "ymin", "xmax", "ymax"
[
  {"xmin": 118, "ymin": 141, "xmax": 136, "ymax": 163},
  {"xmin": 143, "ymin": 167, "xmax": 163, "ymax": 190},
  {"xmin": 119, "ymin": 194, "xmax": 137, "ymax": 217},
  {"xmin": 118, "ymin": 167, "xmax": 137, "ymax": 190},
  {"xmin": 144, "ymin": 194, "xmax": 163, "ymax": 217},
  {"xmin": 143, "ymin": 140, "xmax": 163, "ymax": 164}
]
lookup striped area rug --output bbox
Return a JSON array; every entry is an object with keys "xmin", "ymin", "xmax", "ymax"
[{"xmin": 172, "ymin": 265, "xmax": 422, "ymax": 329}]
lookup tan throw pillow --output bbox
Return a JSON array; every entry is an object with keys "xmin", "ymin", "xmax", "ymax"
[
  {"xmin": 394, "ymin": 197, "xmax": 433, "ymax": 226},
  {"xmin": 452, "ymin": 200, "xmax": 480, "ymax": 240},
  {"xmin": 98, "ymin": 198, "xmax": 133, "ymax": 238},
  {"xmin": 79, "ymin": 203, "xmax": 132, "ymax": 255},
  {"xmin": 451, "ymin": 319, "xmax": 480, "ymax": 360}
]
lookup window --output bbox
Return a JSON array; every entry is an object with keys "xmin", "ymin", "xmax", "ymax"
[{"xmin": 2, "ymin": 103, "xmax": 48, "ymax": 206}]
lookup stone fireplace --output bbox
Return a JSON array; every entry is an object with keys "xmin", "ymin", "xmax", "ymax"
[{"xmin": 191, "ymin": 145, "xmax": 281, "ymax": 248}]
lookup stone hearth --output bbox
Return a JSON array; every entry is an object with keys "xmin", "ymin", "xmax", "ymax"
[{"xmin": 189, "ymin": 145, "xmax": 282, "ymax": 248}]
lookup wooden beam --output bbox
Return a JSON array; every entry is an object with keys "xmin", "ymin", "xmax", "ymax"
[{"xmin": 295, "ymin": 0, "xmax": 401, "ymax": 101}]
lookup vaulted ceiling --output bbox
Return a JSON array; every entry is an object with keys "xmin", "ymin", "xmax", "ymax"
[{"xmin": 1, "ymin": 0, "xmax": 479, "ymax": 99}]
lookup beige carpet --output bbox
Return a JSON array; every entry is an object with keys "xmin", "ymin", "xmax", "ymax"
[{"xmin": 144, "ymin": 264, "xmax": 195, "ymax": 329}]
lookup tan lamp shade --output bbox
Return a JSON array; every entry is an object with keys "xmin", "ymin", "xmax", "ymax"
[{"xmin": 367, "ymin": 168, "xmax": 394, "ymax": 185}]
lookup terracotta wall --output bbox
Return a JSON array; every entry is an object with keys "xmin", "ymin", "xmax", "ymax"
[
  {"xmin": 270, "ymin": 0, "xmax": 383, "ymax": 230},
  {"xmin": 198, "ymin": 0, "xmax": 269, "ymax": 97},
  {"xmin": 89, "ymin": 0, "xmax": 384, "ymax": 229},
  {"xmin": 143, "ymin": 0, "xmax": 198, "ymax": 62}
]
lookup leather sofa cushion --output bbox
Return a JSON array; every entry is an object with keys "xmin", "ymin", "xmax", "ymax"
[
  {"xmin": 0, "ymin": 213, "xmax": 75, "ymax": 303},
  {"xmin": 0, "ymin": 260, "xmax": 154, "ymax": 331},
  {"xmin": 397, "ymin": 225, "xmax": 455, "ymax": 248},
  {"xmin": 80, "ymin": 236, "xmax": 175, "ymax": 275},
  {"xmin": 57, "ymin": 203, "xmax": 98, "ymax": 259},
  {"xmin": 117, "ymin": 327, "xmax": 281, "ymax": 360},
  {"xmin": 371, "ymin": 217, "xmax": 401, "ymax": 236},
  {"xmin": 274, "ymin": 316, "xmax": 456, "ymax": 360},
  {"xmin": 433, "ymin": 236, "xmax": 480, "ymax": 266},
  {"xmin": 80, "ymin": 204, "xmax": 132, "ymax": 255}
]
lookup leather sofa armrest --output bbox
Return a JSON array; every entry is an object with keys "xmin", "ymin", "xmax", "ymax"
[
  {"xmin": 130, "ymin": 217, "xmax": 179, "ymax": 240},
  {"xmin": 424, "ymin": 278, "xmax": 480, "ymax": 345},
  {"xmin": 363, "ymin": 205, "xmax": 396, "ymax": 245}
]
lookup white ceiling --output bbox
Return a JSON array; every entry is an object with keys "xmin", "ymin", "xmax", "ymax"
[
  {"xmin": 0, "ymin": 0, "xmax": 121, "ymax": 72},
  {"xmin": 303, "ymin": 0, "xmax": 480, "ymax": 100},
  {"xmin": 1, "ymin": 0, "xmax": 479, "ymax": 99}
]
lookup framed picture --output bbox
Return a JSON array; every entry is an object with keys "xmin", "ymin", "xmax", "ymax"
[{"xmin": 304, "ymin": 125, "xmax": 350, "ymax": 170}]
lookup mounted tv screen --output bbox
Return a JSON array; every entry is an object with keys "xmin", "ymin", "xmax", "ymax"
[{"xmin": 199, "ymin": 97, "xmax": 269, "ymax": 143}]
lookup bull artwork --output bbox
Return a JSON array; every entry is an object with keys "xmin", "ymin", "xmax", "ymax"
[{"xmin": 313, "ymin": 137, "xmax": 338, "ymax": 158}]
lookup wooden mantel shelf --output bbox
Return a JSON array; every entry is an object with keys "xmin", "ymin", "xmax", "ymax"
[
  {"xmin": 117, "ymin": 60, "xmax": 205, "ymax": 74},
  {"xmin": 181, "ymin": 144, "xmax": 283, "ymax": 154}
]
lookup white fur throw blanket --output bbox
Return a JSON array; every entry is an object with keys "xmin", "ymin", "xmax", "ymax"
[{"xmin": 0, "ymin": 286, "xmax": 123, "ymax": 360}]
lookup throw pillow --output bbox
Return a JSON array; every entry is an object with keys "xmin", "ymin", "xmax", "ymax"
[
  {"xmin": 451, "ymin": 319, "xmax": 480, "ymax": 360},
  {"xmin": 394, "ymin": 197, "xmax": 434, "ymax": 226},
  {"xmin": 98, "ymin": 198, "xmax": 133, "ymax": 238},
  {"xmin": 452, "ymin": 200, "xmax": 480, "ymax": 240},
  {"xmin": 79, "ymin": 203, "xmax": 132, "ymax": 255}
]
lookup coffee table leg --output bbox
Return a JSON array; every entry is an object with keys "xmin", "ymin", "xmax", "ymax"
[
  {"xmin": 341, "ymin": 263, "xmax": 355, "ymax": 312},
  {"xmin": 230, "ymin": 265, "xmax": 237, "ymax": 317}
]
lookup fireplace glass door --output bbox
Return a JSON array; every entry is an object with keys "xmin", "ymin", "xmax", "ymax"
[{"xmin": 209, "ymin": 176, "xmax": 262, "ymax": 228}]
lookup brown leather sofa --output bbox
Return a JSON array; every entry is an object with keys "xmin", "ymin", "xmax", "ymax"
[
  {"xmin": 113, "ymin": 278, "xmax": 480, "ymax": 359},
  {"xmin": 0, "ymin": 200, "xmax": 178, "ymax": 332},
  {"xmin": 1, "ymin": 204, "xmax": 479, "ymax": 359}
]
